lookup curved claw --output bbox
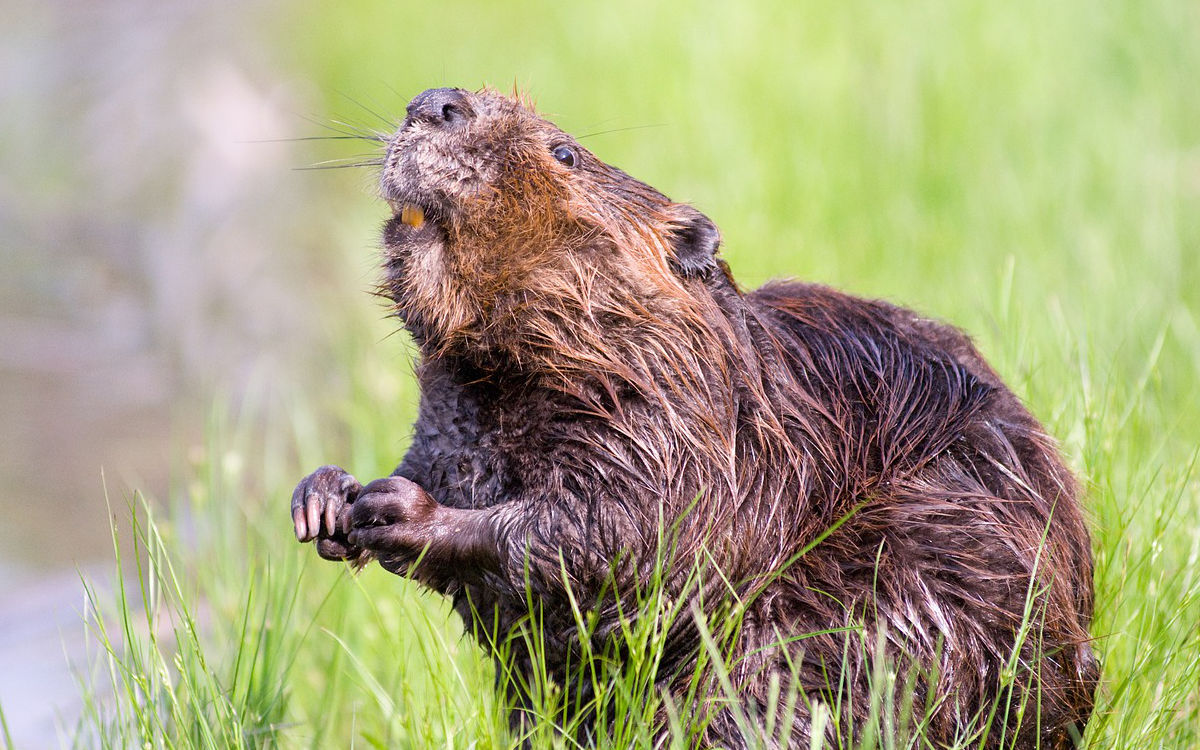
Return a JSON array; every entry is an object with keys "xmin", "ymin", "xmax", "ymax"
[{"xmin": 290, "ymin": 466, "xmax": 363, "ymax": 553}]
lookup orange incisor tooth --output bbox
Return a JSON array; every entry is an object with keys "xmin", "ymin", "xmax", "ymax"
[{"xmin": 401, "ymin": 204, "xmax": 425, "ymax": 228}]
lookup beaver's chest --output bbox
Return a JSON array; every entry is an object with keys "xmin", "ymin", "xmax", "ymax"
[{"xmin": 397, "ymin": 364, "xmax": 581, "ymax": 510}]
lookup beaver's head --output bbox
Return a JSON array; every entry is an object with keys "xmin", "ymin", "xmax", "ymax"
[{"xmin": 380, "ymin": 87, "xmax": 731, "ymax": 364}]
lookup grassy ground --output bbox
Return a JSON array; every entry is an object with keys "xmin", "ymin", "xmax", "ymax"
[{"xmin": 25, "ymin": 0, "xmax": 1200, "ymax": 747}]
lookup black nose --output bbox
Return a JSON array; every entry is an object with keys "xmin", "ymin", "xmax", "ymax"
[{"xmin": 406, "ymin": 88, "xmax": 474, "ymax": 127}]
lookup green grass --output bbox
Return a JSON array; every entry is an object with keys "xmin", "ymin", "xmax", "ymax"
[{"xmin": 37, "ymin": 0, "xmax": 1200, "ymax": 747}]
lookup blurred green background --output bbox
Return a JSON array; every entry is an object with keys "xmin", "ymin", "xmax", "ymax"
[{"xmin": 1, "ymin": 0, "xmax": 1197, "ymax": 745}]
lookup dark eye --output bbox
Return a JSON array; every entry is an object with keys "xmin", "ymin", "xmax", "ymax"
[{"xmin": 551, "ymin": 145, "xmax": 577, "ymax": 168}]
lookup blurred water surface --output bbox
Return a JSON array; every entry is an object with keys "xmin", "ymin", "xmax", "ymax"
[
  {"xmin": 0, "ymin": 2, "xmax": 371, "ymax": 740},
  {"xmin": 0, "ymin": 0, "xmax": 370, "ymax": 585}
]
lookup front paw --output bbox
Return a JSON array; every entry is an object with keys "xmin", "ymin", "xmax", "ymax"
[
  {"xmin": 347, "ymin": 476, "xmax": 440, "ymax": 569},
  {"xmin": 291, "ymin": 465, "xmax": 362, "ymax": 560}
]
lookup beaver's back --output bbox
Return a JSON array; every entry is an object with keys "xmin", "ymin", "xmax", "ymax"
[
  {"xmin": 743, "ymin": 280, "xmax": 1097, "ymax": 747},
  {"xmin": 750, "ymin": 281, "xmax": 997, "ymax": 489}
]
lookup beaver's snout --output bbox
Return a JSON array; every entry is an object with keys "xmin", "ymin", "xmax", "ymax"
[{"xmin": 405, "ymin": 88, "xmax": 475, "ymax": 129}]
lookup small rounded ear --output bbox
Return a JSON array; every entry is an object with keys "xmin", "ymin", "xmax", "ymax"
[{"xmin": 666, "ymin": 205, "xmax": 721, "ymax": 279}]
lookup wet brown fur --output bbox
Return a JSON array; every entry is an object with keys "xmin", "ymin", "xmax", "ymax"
[{"xmin": 298, "ymin": 87, "xmax": 1097, "ymax": 747}]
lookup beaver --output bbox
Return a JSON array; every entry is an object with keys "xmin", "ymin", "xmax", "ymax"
[{"xmin": 290, "ymin": 87, "xmax": 1097, "ymax": 747}]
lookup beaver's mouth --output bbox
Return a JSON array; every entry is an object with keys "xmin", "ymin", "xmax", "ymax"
[{"xmin": 382, "ymin": 192, "xmax": 448, "ymax": 248}]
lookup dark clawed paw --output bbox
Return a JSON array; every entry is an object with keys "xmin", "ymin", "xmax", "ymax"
[
  {"xmin": 348, "ymin": 476, "xmax": 439, "ymax": 557},
  {"xmin": 351, "ymin": 476, "xmax": 437, "ymax": 529},
  {"xmin": 290, "ymin": 465, "xmax": 362, "ymax": 546}
]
